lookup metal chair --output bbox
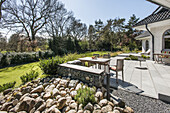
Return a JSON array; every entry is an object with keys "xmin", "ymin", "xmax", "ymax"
[
  {"xmin": 103, "ymin": 53, "xmax": 110, "ymax": 59},
  {"xmin": 93, "ymin": 54, "xmax": 100, "ymax": 58},
  {"xmin": 110, "ymin": 59, "xmax": 124, "ymax": 83}
]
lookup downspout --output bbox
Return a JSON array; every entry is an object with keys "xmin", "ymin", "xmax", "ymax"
[{"xmin": 145, "ymin": 24, "xmax": 154, "ymax": 60}]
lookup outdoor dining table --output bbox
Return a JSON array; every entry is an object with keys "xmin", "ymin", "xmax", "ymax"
[
  {"xmin": 154, "ymin": 53, "xmax": 170, "ymax": 63},
  {"xmin": 78, "ymin": 57, "xmax": 110, "ymax": 73},
  {"xmin": 78, "ymin": 57, "xmax": 111, "ymax": 99}
]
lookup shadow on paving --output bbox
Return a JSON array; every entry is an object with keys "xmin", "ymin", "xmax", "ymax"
[{"xmin": 104, "ymin": 73, "xmax": 144, "ymax": 94}]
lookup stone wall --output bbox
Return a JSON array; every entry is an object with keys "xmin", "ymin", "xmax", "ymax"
[{"xmin": 57, "ymin": 66, "xmax": 104, "ymax": 88}]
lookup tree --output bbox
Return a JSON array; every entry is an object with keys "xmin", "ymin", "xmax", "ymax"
[
  {"xmin": 0, "ymin": 0, "xmax": 6, "ymax": 20},
  {"xmin": 88, "ymin": 25, "xmax": 95, "ymax": 51},
  {"xmin": 2, "ymin": 0, "xmax": 62, "ymax": 51},
  {"xmin": 0, "ymin": 33, "xmax": 7, "ymax": 51},
  {"xmin": 125, "ymin": 14, "xmax": 140, "ymax": 50}
]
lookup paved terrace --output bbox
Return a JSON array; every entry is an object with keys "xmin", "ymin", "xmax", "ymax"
[{"xmin": 105, "ymin": 54, "xmax": 170, "ymax": 102}]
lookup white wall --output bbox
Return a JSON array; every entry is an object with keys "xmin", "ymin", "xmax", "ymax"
[
  {"xmin": 150, "ymin": 25, "xmax": 170, "ymax": 59},
  {"xmin": 142, "ymin": 40, "xmax": 146, "ymax": 52}
]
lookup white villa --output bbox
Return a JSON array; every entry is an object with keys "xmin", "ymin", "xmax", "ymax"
[{"xmin": 134, "ymin": 0, "xmax": 170, "ymax": 61}]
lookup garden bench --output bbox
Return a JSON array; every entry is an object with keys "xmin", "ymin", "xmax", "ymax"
[{"xmin": 59, "ymin": 63, "xmax": 105, "ymax": 87}]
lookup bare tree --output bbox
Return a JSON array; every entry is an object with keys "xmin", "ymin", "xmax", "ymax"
[
  {"xmin": 2, "ymin": 0, "xmax": 62, "ymax": 51},
  {"xmin": 0, "ymin": 0, "xmax": 6, "ymax": 20}
]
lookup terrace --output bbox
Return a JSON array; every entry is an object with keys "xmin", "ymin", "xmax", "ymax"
[{"xmin": 107, "ymin": 53, "xmax": 170, "ymax": 102}]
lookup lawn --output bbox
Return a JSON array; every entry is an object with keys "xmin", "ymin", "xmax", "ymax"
[
  {"xmin": 0, "ymin": 51, "xmax": 122, "ymax": 87},
  {"xmin": 0, "ymin": 62, "xmax": 47, "ymax": 87}
]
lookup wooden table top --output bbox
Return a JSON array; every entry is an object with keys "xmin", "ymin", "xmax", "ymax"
[{"xmin": 78, "ymin": 57, "xmax": 110, "ymax": 63}]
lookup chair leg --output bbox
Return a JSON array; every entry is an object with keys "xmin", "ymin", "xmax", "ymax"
[
  {"xmin": 122, "ymin": 70, "xmax": 124, "ymax": 82},
  {"xmin": 116, "ymin": 71, "xmax": 118, "ymax": 84}
]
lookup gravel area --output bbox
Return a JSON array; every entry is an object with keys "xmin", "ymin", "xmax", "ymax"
[{"xmin": 111, "ymin": 89, "xmax": 170, "ymax": 113}]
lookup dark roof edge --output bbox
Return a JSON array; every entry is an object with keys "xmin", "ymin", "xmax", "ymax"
[
  {"xmin": 146, "ymin": 0, "xmax": 170, "ymax": 9},
  {"xmin": 133, "ymin": 17, "xmax": 170, "ymax": 27}
]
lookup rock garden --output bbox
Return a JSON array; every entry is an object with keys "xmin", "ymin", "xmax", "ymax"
[{"xmin": 0, "ymin": 76, "xmax": 134, "ymax": 113}]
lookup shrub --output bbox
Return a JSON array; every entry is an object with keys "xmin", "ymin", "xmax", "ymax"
[
  {"xmin": 74, "ymin": 86, "xmax": 96, "ymax": 107},
  {"xmin": 0, "ymin": 54, "xmax": 10, "ymax": 67},
  {"xmin": 39, "ymin": 56, "xmax": 65, "ymax": 75},
  {"xmin": 0, "ymin": 81, "xmax": 16, "ymax": 92},
  {"xmin": 124, "ymin": 57, "xmax": 131, "ymax": 60},
  {"xmin": 20, "ymin": 70, "xmax": 39, "ymax": 84},
  {"xmin": 129, "ymin": 55, "xmax": 138, "ymax": 60}
]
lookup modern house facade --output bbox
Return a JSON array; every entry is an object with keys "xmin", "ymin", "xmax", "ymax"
[{"xmin": 134, "ymin": 0, "xmax": 170, "ymax": 60}]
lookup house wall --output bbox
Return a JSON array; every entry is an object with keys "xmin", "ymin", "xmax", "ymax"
[
  {"xmin": 150, "ymin": 25, "xmax": 170, "ymax": 59},
  {"xmin": 142, "ymin": 40, "xmax": 146, "ymax": 52}
]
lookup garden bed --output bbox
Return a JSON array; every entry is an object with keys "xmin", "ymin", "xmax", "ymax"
[{"xmin": 0, "ymin": 76, "xmax": 133, "ymax": 113}]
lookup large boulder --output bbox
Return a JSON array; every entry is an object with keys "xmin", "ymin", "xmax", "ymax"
[
  {"xmin": 67, "ymin": 109, "xmax": 77, "ymax": 113},
  {"xmin": 84, "ymin": 102, "xmax": 94, "ymax": 112},
  {"xmin": 21, "ymin": 86, "xmax": 32, "ymax": 95},
  {"xmin": 94, "ymin": 104, "xmax": 101, "ymax": 110},
  {"xmin": 99, "ymin": 99, "xmax": 108, "ymax": 107},
  {"xmin": 75, "ymin": 83, "xmax": 82, "ymax": 91},
  {"xmin": 31, "ymin": 85, "xmax": 44, "ymax": 93},
  {"xmin": 95, "ymin": 91, "xmax": 103, "ymax": 101},
  {"xmin": 37, "ymin": 102, "xmax": 46, "ymax": 112},
  {"xmin": 68, "ymin": 80, "xmax": 79, "ymax": 88},
  {"xmin": 46, "ymin": 99, "xmax": 53, "ymax": 108},
  {"xmin": 3, "ymin": 89, "xmax": 12, "ymax": 95},
  {"xmin": 52, "ymin": 88, "xmax": 59, "ymax": 97},
  {"xmin": 69, "ymin": 102, "xmax": 77, "ymax": 111},
  {"xmin": 101, "ymin": 105, "xmax": 112, "ymax": 113},
  {"xmin": 45, "ymin": 84, "xmax": 55, "ymax": 93},
  {"xmin": 15, "ymin": 96, "xmax": 35, "ymax": 112},
  {"xmin": 57, "ymin": 97, "xmax": 66, "ymax": 109},
  {"xmin": 14, "ymin": 92, "xmax": 22, "ymax": 100},
  {"xmin": 43, "ymin": 92, "xmax": 51, "ymax": 100},
  {"xmin": 60, "ymin": 90, "xmax": 66, "ymax": 97},
  {"xmin": 1, "ymin": 102, "xmax": 13, "ymax": 111},
  {"xmin": 46, "ymin": 105, "xmax": 61, "ymax": 113},
  {"xmin": 59, "ymin": 79, "xmax": 68, "ymax": 87},
  {"xmin": 70, "ymin": 91, "xmax": 77, "ymax": 98},
  {"xmin": 53, "ymin": 78, "xmax": 61, "ymax": 86},
  {"xmin": 35, "ymin": 97, "xmax": 44, "ymax": 109}
]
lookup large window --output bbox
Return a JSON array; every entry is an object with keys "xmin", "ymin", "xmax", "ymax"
[{"xmin": 163, "ymin": 29, "xmax": 170, "ymax": 49}]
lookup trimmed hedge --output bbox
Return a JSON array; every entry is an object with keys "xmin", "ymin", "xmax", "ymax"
[{"xmin": 0, "ymin": 50, "xmax": 54, "ymax": 68}]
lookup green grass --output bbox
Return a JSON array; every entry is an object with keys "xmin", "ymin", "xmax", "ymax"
[
  {"xmin": 0, "ymin": 62, "xmax": 47, "ymax": 87},
  {"xmin": 0, "ymin": 51, "xmax": 122, "ymax": 87}
]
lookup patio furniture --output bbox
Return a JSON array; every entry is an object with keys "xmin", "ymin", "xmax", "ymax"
[
  {"xmin": 78, "ymin": 57, "xmax": 110, "ymax": 73},
  {"xmin": 138, "ymin": 57, "xmax": 146, "ymax": 67},
  {"xmin": 154, "ymin": 53, "xmax": 170, "ymax": 64},
  {"xmin": 139, "ymin": 49, "xmax": 150, "ymax": 55},
  {"xmin": 110, "ymin": 59, "xmax": 124, "ymax": 83},
  {"xmin": 93, "ymin": 54, "xmax": 100, "ymax": 58},
  {"xmin": 103, "ymin": 53, "xmax": 110, "ymax": 59}
]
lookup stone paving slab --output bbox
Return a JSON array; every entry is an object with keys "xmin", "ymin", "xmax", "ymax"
[{"xmin": 108, "ymin": 54, "xmax": 170, "ymax": 102}]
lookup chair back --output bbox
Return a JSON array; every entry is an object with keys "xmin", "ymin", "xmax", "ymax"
[
  {"xmin": 93, "ymin": 54, "xmax": 100, "ymax": 58},
  {"xmin": 116, "ymin": 59, "xmax": 124, "ymax": 71},
  {"xmin": 103, "ymin": 53, "xmax": 110, "ymax": 58}
]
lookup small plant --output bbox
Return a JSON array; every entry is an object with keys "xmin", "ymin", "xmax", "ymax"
[
  {"xmin": 39, "ymin": 56, "xmax": 65, "ymax": 75},
  {"xmin": 20, "ymin": 69, "xmax": 39, "ymax": 84},
  {"xmin": 74, "ymin": 86, "xmax": 96, "ymax": 107},
  {"xmin": 0, "ymin": 81, "xmax": 16, "ymax": 92},
  {"xmin": 124, "ymin": 57, "xmax": 131, "ymax": 60},
  {"xmin": 129, "ymin": 55, "xmax": 138, "ymax": 60}
]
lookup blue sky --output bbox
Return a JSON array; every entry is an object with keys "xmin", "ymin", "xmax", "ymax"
[{"xmin": 60, "ymin": 0, "xmax": 158, "ymax": 26}]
